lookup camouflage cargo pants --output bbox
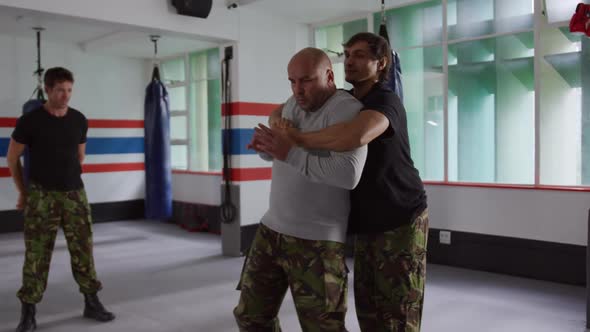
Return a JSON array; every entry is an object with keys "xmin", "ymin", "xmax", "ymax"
[
  {"xmin": 234, "ymin": 223, "xmax": 349, "ymax": 332},
  {"xmin": 354, "ymin": 209, "xmax": 429, "ymax": 332},
  {"xmin": 17, "ymin": 183, "xmax": 102, "ymax": 304}
]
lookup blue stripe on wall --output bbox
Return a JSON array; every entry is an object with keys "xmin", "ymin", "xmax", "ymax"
[
  {"xmin": 0, "ymin": 137, "xmax": 144, "ymax": 157},
  {"xmin": 86, "ymin": 137, "xmax": 144, "ymax": 154},
  {"xmin": 0, "ymin": 138, "xmax": 8, "ymax": 157},
  {"xmin": 222, "ymin": 129, "xmax": 257, "ymax": 155},
  {"xmin": 3, "ymin": 131, "xmax": 258, "ymax": 156}
]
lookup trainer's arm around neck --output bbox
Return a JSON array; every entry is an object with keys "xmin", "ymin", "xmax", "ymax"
[{"xmin": 295, "ymin": 110, "xmax": 390, "ymax": 152}]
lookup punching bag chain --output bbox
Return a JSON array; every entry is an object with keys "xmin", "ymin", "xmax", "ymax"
[
  {"xmin": 150, "ymin": 35, "xmax": 161, "ymax": 81},
  {"xmin": 381, "ymin": 0, "xmax": 386, "ymax": 25},
  {"xmin": 33, "ymin": 27, "xmax": 45, "ymax": 100}
]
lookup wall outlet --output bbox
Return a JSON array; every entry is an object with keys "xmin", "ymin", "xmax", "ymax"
[{"xmin": 439, "ymin": 230, "xmax": 451, "ymax": 245}]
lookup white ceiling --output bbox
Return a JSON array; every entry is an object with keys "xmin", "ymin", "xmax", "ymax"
[
  {"xmin": 0, "ymin": 7, "xmax": 118, "ymax": 44},
  {"xmin": 0, "ymin": 0, "xmax": 408, "ymax": 58},
  {"xmin": 239, "ymin": 0, "xmax": 410, "ymax": 24},
  {"xmin": 244, "ymin": 0, "xmax": 372, "ymax": 24},
  {"xmin": 0, "ymin": 5, "xmax": 219, "ymax": 59}
]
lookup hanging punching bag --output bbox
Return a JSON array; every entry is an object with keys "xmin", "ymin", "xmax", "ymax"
[
  {"xmin": 22, "ymin": 28, "xmax": 46, "ymax": 186},
  {"xmin": 21, "ymin": 99, "xmax": 44, "ymax": 186},
  {"xmin": 144, "ymin": 66, "xmax": 172, "ymax": 219},
  {"xmin": 379, "ymin": 16, "xmax": 404, "ymax": 102}
]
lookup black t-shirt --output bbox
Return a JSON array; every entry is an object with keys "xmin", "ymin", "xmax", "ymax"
[
  {"xmin": 348, "ymin": 82, "xmax": 427, "ymax": 234},
  {"xmin": 12, "ymin": 106, "xmax": 88, "ymax": 191}
]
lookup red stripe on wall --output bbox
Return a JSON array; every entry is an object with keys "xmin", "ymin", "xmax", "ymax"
[
  {"xmin": 0, "ymin": 167, "xmax": 10, "ymax": 177},
  {"xmin": 88, "ymin": 119, "xmax": 144, "ymax": 128},
  {"xmin": 0, "ymin": 163, "xmax": 145, "ymax": 178},
  {"xmin": 171, "ymin": 167, "xmax": 271, "ymax": 181},
  {"xmin": 0, "ymin": 118, "xmax": 17, "ymax": 128},
  {"xmin": 229, "ymin": 167, "xmax": 272, "ymax": 181},
  {"xmin": 0, "ymin": 165, "xmax": 266, "ymax": 179},
  {"xmin": 222, "ymin": 102, "xmax": 280, "ymax": 116},
  {"xmin": 82, "ymin": 163, "xmax": 145, "ymax": 173}
]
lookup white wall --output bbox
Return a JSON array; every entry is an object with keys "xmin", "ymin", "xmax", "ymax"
[
  {"xmin": 236, "ymin": 7, "xmax": 310, "ymax": 103},
  {"xmin": 0, "ymin": 33, "xmax": 146, "ymax": 210},
  {"xmin": 171, "ymin": 7, "xmax": 310, "ymax": 213},
  {"xmin": 0, "ymin": 34, "xmax": 145, "ymax": 119},
  {"xmin": 4, "ymin": 1, "xmax": 584, "ymax": 256},
  {"xmin": 0, "ymin": 1, "xmax": 308, "ymax": 220},
  {"xmin": 0, "ymin": 0, "xmax": 239, "ymax": 42},
  {"xmin": 426, "ymin": 184, "xmax": 590, "ymax": 246},
  {"xmin": 239, "ymin": 180, "xmax": 271, "ymax": 226},
  {"xmin": 172, "ymin": 173, "xmax": 222, "ymax": 206},
  {"xmin": 231, "ymin": 7, "xmax": 309, "ymax": 227}
]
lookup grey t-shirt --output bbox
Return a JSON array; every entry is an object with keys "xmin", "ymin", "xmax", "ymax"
[{"xmin": 260, "ymin": 90, "xmax": 367, "ymax": 243}]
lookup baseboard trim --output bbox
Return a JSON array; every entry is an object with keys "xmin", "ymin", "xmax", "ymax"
[
  {"xmin": 238, "ymin": 224, "xmax": 586, "ymax": 286},
  {"xmin": 427, "ymin": 228, "xmax": 585, "ymax": 286},
  {"xmin": 91, "ymin": 199, "xmax": 145, "ymax": 223},
  {"xmin": 0, "ymin": 199, "xmax": 145, "ymax": 233},
  {"xmin": 170, "ymin": 201, "xmax": 221, "ymax": 234},
  {"xmin": 0, "ymin": 210, "xmax": 24, "ymax": 233}
]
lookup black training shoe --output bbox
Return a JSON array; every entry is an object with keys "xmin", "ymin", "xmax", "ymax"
[
  {"xmin": 83, "ymin": 293, "xmax": 115, "ymax": 322},
  {"xmin": 15, "ymin": 302, "xmax": 36, "ymax": 332}
]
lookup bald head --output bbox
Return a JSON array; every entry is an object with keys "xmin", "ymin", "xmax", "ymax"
[
  {"xmin": 287, "ymin": 48, "xmax": 335, "ymax": 111},
  {"xmin": 289, "ymin": 47, "xmax": 332, "ymax": 72}
]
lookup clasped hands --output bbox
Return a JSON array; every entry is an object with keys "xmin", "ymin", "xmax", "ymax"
[{"xmin": 246, "ymin": 118, "xmax": 298, "ymax": 161}]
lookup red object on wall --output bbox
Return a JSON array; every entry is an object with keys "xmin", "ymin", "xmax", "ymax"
[{"xmin": 569, "ymin": 3, "xmax": 590, "ymax": 37}]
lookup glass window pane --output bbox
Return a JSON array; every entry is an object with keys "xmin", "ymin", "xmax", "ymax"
[
  {"xmin": 448, "ymin": 33, "xmax": 534, "ymax": 184},
  {"xmin": 315, "ymin": 18, "xmax": 367, "ymax": 55},
  {"xmin": 207, "ymin": 48, "xmax": 221, "ymax": 79},
  {"xmin": 171, "ymin": 115, "xmax": 187, "ymax": 141},
  {"xmin": 161, "ymin": 57, "xmax": 185, "ymax": 83},
  {"xmin": 189, "ymin": 80, "xmax": 209, "ymax": 171},
  {"xmin": 188, "ymin": 48, "xmax": 220, "ymax": 81},
  {"xmin": 545, "ymin": 0, "xmax": 583, "ymax": 24},
  {"xmin": 168, "ymin": 86, "xmax": 186, "ymax": 112},
  {"xmin": 539, "ymin": 27, "xmax": 586, "ymax": 185},
  {"xmin": 342, "ymin": 19, "xmax": 369, "ymax": 45},
  {"xmin": 185, "ymin": 47, "xmax": 224, "ymax": 172},
  {"xmin": 447, "ymin": 0, "xmax": 533, "ymax": 41},
  {"xmin": 207, "ymin": 79, "xmax": 222, "ymax": 171},
  {"xmin": 171, "ymin": 145, "xmax": 188, "ymax": 170},
  {"xmin": 332, "ymin": 62, "xmax": 353, "ymax": 90},
  {"xmin": 399, "ymin": 46, "xmax": 444, "ymax": 181},
  {"xmin": 375, "ymin": 1, "xmax": 442, "ymax": 49},
  {"xmin": 190, "ymin": 52, "xmax": 208, "ymax": 81}
]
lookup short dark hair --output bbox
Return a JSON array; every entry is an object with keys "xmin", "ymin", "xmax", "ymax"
[
  {"xmin": 343, "ymin": 32, "xmax": 392, "ymax": 82},
  {"xmin": 44, "ymin": 67, "xmax": 74, "ymax": 88}
]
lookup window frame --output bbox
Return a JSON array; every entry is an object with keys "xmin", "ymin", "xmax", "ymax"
[
  {"xmin": 312, "ymin": 0, "xmax": 590, "ymax": 191},
  {"xmin": 160, "ymin": 49, "xmax": 222, "ymax": 174},
  {"xmin": 160, "ymin": 54, "xmax": 190, "ymax": 170}
]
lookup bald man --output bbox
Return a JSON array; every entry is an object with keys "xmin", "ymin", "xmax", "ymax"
[{"xmin": 233, "ymin": 48, "xmax": 367, "ymax": 332}]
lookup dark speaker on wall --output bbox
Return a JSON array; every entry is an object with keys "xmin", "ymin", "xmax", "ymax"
[{"xmin": 171, "ymin": 0, "xmax": 213, "ymax": 19}]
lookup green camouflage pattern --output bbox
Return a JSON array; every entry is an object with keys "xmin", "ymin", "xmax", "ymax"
[
  {"xmin": 17, "ymin": 183, "xmax": 102, "ymax": 304},
  {"xmin": 234, "ymin": 224, "xmax": 349, "ymax": 332},
  {"xmin": 354, "ymin": 209, "xmax": 429, "ymax": 332}
]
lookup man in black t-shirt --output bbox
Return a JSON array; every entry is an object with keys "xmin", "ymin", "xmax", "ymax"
[
  {"xmin": 7, "ymin": 67, "xmax": 115, "ymax": 332},
  {"xmin": 258, "ymin": 33, "xmax": 428, "ymax": 332}
]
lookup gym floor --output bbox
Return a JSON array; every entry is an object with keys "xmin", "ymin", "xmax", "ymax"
[{"xmin": 0, "ymin": 220, "xmax": 585, "ymax": 332}]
